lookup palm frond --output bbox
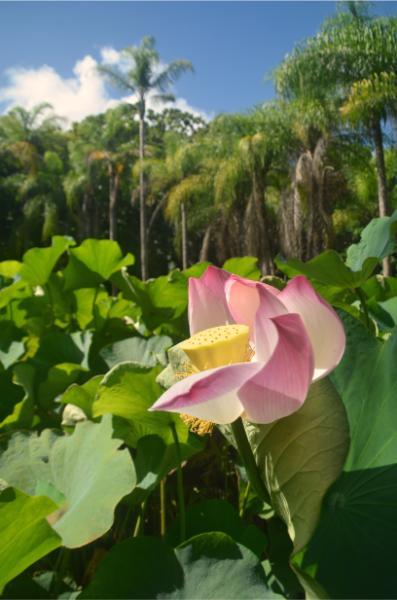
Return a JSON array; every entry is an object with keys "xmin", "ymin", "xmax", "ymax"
[
  {"xmin": 98, "ymin": 65, "xmax": 135, "ymax": 93},
  {"xmin": 152, "ymin": 60, "xmax": 193, "ymax": 92},
  {"xmin": 165, "ymin": 173, "xmax": 209, "ymax": 219}
]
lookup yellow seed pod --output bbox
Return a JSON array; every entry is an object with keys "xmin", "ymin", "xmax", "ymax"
[{"xmin": 180, "ymin": 324, "xmax": 250, "ymax": 371}]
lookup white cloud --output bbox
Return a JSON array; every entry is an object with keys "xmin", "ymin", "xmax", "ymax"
[
  {"xmin": 99, "ymin": 46, "xmax": 121, "ymax": 65},
  {"xmin": 0, "ymin": 55, "xmax": 109, "ymax": 123},
  {"xmin": 0, "ymin": 46, "xmax": 210, "ymax": 125}
]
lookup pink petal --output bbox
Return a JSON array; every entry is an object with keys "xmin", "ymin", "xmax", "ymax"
[
  {"xmin": 279, "ymin": 276, "xmax": 345, "ymax": 380},
  {"xmin": 188, "ymin": 266, "xmax": 233, "ymax": 335},
  {"xmin": 151, "ymin": 362, "xmax": 263, "ymax": 424},
  {"xmin": 238, "ymin": 313, "xmax": 314, "ymax": 423},
  {"xmin": 225, "ymin": 275, "xmax": 287, "ymax": 330},
  {"xmin": 252, "ymin": 313, "xmax": 279, "ymax": 363}
]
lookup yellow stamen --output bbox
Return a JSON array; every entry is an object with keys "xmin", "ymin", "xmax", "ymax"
[
  {"xmin": 179, "ymin": 324, "xmax": 251, "ymax": 372},
  {"xmin": 177, "ymin": 324, "xmax": 252, "ymax": 436},
  {"xmin": 180, "ymin": 414, "xmax": 214, "ymax": 436}
]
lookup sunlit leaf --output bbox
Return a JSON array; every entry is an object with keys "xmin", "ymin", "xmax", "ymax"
[
  {"xmin": 304, "ymin": 314, "xmax": 397, "ymax": 598},
  {"xmin": 0, "ymin": 487, "xmax": 61, "ymax": 593},
  {"xmin": 0, "ymin": 416, "xmax": 136, "ymax": 548},
  {"xmin": 64, "ymin": 239, "xmax": 134, "ymax": 290},
  {"xmin": 247, "ymin": 378, "xmax": 349, "ymax": 552},
  {"xmin": 20, "ymin": 236, "xmax": 74, "ymax": 286}
]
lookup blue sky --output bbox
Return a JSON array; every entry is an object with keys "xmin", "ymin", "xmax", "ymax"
[{"xmin": 1, "ymin": 1, "xmax": 396, "ymax": 123}]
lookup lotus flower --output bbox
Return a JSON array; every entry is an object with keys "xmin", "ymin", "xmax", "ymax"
[{"xmin": 151, "ymin": 266, "xmax": 345, "ymax": 425}]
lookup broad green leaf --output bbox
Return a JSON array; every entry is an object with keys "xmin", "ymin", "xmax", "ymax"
[
  {"xmin": 291, "ymin": 562, "xmax": 329, "ymax": 600},
  {"xmin": 6, "ymin": 295, "xmax": 52, "ymax": 336},
  {"xmin": 0, "ymin": 279, "xmax": 30, "ymax": 310},
  {"xmin": 38, "ymin": 362, "xmax": 86, "ymax": 409},
  {"xmin": 92, "ymin": 363, "xmax": 189, "ymax": 446},
  {"xmin": 0, "ymin": 429, "xmax": 58, "ymax": 494},
  {"xmin": 367, "ymin": 297, "xmax": 396, "ymax": 331},
  {"xmin": 304, "ymin": 315, "xmax": 397, "ymax": 598},
  {"xmin": 0, "ymin": 363, "xmax": 35, "ymax": 431},
  {"xmin": 33, "ymin": 331, "xmax": 92, "ymax": 372},
  {"xmin": 0, "ymin": 416, "xmax": 136, "ymax": 548},
  {"xmin": 0, "ymin": 260, "xmax": 21, "ymax": 279},
  {"xmin": 346, "ymin": 210, "xmax": 397, "ymax": 271},
  {"xmin": 2, "ymin": 574, "xmax": 53, "ymax": 599},
  {"xmin": 165, "ymin": 499, "xmax": 267, "ymax": 558},
  {"xmin": 100, "ymin": 335, "xmax": 172, "ymax": 369},
  {"xmin": 64, "ymin": 239, "xmax": 134, "ymax": 290},
  {"xmin": 119, "ymin": 272, "xmax": 189, "ymax": 336},
  {"xmin": 223, "ymin": 256, "xmax": 261, "ymax": 280},
  {"xmin": 275, "ymin": 250, "xmax": 377, "ymax": 289},
  {"xmin": 183, "ymin": 262, "xmax": 211, "ymax": 278},
  {"xmin": 0, "ymin": 369, "xmax": 24, "ymax": 422},
  {"xmin": 19, "ymin": 236, "xmax": 74, "ymax": 286},
  {"xmin": 80, "ymin": 533, "xmax": 275, "ymax": 599},
  {"xmin": 0, "ymin": 321, "xmax": 25, "ymax": 369},
  {"xmin": 148, "ymin": 271, "xmax": 188, "ymax": 318},
  {"xmin": 361, "ymin": 274, "xmax": 397, "ymax": 302},
  {"xmin": 0, "ymin": 487, "xmax": 61, "ymax": 593},
  {"xmin": 379, "ymin": 296, "xmax": 397, "ymax": 325},
  {"xmin": 49, "ymin": 415, "xmax": 136, "ymax": 547},
  {"xmin": 73, "ymin": 287, "xmax": 109, "ymax": 330},
  {"xmin": 60, "ymin": 374, "xmax": 102, "ymax": 418},
  {"xmin": 0, "ymin": 340, "xmax": 24, "ymax": 370},
  {"xmin": 80, "ymin": 536, "xmax": 183, "ymax": 599},
  {"xmin": 247, "ymin": 378, "xmax": 349, "ymax": 552}
]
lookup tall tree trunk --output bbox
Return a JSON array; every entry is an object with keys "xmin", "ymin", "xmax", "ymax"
[
  {"xmin": 79, "ymin": 192, "xmax": 89, "ymax": 240},
  {"xmin": 139, "ymin": 99, "xmax": 148, "ymax": 280},
  {"xmin": 92, "ymin": 193, "xmax": 100, "ymax": 238},
  {"xmin": 199, "ymin": 225, "xmax": 212, "ymax": 262},
  {"xmin": 109, "ymin": 165, "xmax": 120, "ymax": 241},
  {"xmin": 82, "ymin": 190, "xmax": 93, "ymax": 238},
  {"xmin": 181, "ymin": 201, "xmax": 188, "ymax": 270},
  {"xmin": 252, "ymin": 170, "xmax": 274, "ymax": 275},
  {"xmin": 372, "ymin": 118, "xmax": 390, "ymax": 276}
]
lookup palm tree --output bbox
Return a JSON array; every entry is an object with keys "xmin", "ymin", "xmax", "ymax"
[
  {"xmin": 98, "ymin": 36, "xmax": 193, "ymax": 279},
  {"xmin": 0, "ymin": 103, "xmax": 63, "ymax": 150},
  {"xmin": 147, "ymin": 138, "xmax": 213, "ymax": 269},
  {"xmin": 64, "ymin": 115, "xmax": 105, "ymax": 240},
  {"xmin": 278, "ymin": 98, "xmax": 338, "ymax": 261},
  {"xmin": 89, "ymin": 151, "xmax": 125, "ymax": 241},
  {"xmin": 213, "ymin": 108, "xmax": 291, "ymax": 273},
  {"xmin": 274, "ymin": 3, "xmax": 397, "ymax": 273},
  {"xmin": 0, "ymin": 103, "xmax": 66, "ymax": 248}
]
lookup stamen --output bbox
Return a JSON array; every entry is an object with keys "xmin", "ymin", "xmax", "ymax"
[
  {"xmin": 180, "ymin": 414, "xmax": 214, "ymax": 436},
  {"xmin": 175, "ymin": 360, "xmax": 199, "ymax": 381}
]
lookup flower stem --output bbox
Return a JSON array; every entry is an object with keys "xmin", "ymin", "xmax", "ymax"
[
  {"xmin": 133, "ymin": 501, "xmax": 145, "ymax": 537},
  {"xmin": 239, "ymin": 481, "xmax": 251, "ymax": 517},
  {"xmin": 231, "ymin": 417, "xmax": 271, "ymax": 505},
  {"xmin": 160, "ymin": 478, "xmax": 166, "ymax": 537},
  {"xmin": 170, "ymin": 422, "xmax": 186, "ymax": 543}
]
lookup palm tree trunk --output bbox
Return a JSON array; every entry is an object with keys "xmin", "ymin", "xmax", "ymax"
[
  {"xmin": 139, "ymin": 100, "xmax": 148, "ymax": 280},
  {"xmin": 109, "ymin": 166, "xmax": 120, "ymax": 241},
  {"xmin": 82, "ymin": 190, "xmax": 93, "ymax": 238},
  {"xmin": 372, "ymin": 118, "xmax": 390, "ymax": 276},
  {"xmin": 181, "ymin": 201, "xmax": 188, "ymax": 270},
  {"xmin": 199, "ymin": 225, "xmax": 212, "ymax": 262},
  {"xmin": 372, "ymin": 119, "xmax": 389, "ymax": 218},
  {"xmin": 252, "ymin": 170, "xmax": 273, "ymax": 275}
]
